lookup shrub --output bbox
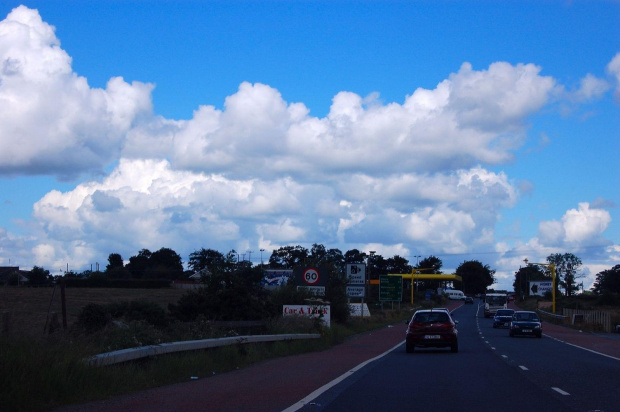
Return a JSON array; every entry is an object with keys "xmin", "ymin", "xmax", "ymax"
[{"xmin": 77, "ymin": 303, "xmax": 109, "ymax": 333}]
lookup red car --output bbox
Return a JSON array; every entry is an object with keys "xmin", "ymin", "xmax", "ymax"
[{"xmin": 406, "ymin": 309, "xmax": 459, "ymax": 353}]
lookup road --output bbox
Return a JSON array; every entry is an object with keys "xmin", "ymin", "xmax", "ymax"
[
  {"xmin": 57, "ymin": 301, "xmax": 620, "ymax": 412},
  {"xmin": 292, "ymin": 302, "xmax": 620, "ymax": 412}
]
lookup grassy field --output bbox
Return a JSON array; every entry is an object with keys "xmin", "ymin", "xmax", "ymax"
[
  {"xmin": 0, "ymin": 286, "xmax": 188, "ymax": 338},
  {"xmin": 0, "ymin": 285, "xmax": 412, "ymax": 411}
]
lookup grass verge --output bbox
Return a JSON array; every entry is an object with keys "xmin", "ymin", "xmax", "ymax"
[{"xmin": 1, "ymin": 311, "xmax": 410, "ymax": 411}]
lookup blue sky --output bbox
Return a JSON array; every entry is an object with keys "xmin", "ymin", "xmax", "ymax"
[{"xmin": 0, "ymin": 1, "xmax": 618, "ymax": 291}]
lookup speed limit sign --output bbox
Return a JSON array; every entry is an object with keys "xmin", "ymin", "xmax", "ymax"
[{"xmin": 303, "ymin": 267, "xmax": 320, "ymax": 285}]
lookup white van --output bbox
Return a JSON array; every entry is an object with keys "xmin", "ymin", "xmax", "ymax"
[{"xmin": 446, "ymin": 290, "xmax": 465, "ymax": 300}]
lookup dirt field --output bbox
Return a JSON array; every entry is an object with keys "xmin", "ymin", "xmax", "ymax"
[{"xmin": 0, "ymin": 286, "xmax": 188, "ymax": 338}]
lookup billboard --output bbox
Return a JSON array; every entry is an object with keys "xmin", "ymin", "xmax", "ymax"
[
  {"xmin": 261, "ymin": 269, "xmax": 294, "ymax": 290},
  {"xmin": 529, "ymin": 281, "xmax": 553, "ymax": 296}
]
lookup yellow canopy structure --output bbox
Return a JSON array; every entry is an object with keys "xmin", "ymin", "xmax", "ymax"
[{"xmin": 388, "ymin": 269, "xmax": 462, "ymax": 304}]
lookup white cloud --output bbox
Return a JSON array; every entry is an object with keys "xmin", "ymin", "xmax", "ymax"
[
  {"xmin": 537, "ymin": 203, "xmax": 611, "ymax": 246},
  {"xmin": 606, "ymin": 52, "xmax": 620, "ymax": 101},
  {"xmin": 570, "ymin": 73, "xmax": 610, "ymax": 103},
  {"xmin": 0, "ymin": 6, "xmax": 153, "ymax": 177}
]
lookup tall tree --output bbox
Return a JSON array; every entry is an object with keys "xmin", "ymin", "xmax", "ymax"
[
  {"xmin": 126, "ymin": 249, "xmax": 152, "ymax": 279},
  {"xmin": 268, "ymin": 245, "xmax": 309, "ymax": 268},
  {"xmin": 385, "ymin": 255, "xmax": 411, "ymax": 274},
  {"xmin": 147, "ymin": 247, "xmax": 183, "ymax": 279},
  {"xmin": 546, "ymin": 253, "xmax": 582, "ymax": 296},
  {"xmin": 188, "ymin": 248, "xmax": 224, "ymax": 274},
  {"xmin": 416, "ymin": 256, "xmax": 443, "ymax": 290},
  {"xmin": 106, "ymin": 253, "xmax": 130, "ymax": 279},
  {"xmin": 454, "ymin": 260, "xmax": 495, "ymax": 295},
  {"xmin": 513, "ymin": 265, "xmax": 547, "ymax": 298},
  {"xmin": 344, "ymin": 249, "xmax": 367, "ymax": 264},
  {"xmin": 592, "ymin": 264, "xmax": 620, "ymax": 294},
  {"xmin": 28, "ymin": 266, "xmax": 51, "ymax": 285}
]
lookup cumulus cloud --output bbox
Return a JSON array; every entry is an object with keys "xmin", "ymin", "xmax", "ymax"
[
  {"xmin": 607, "ymin": 52, "xmax": 620, "ymax": 101},
  {"xmin": 1, "ymin": 6, "xmax": 616, "ymax": 287},
  {"xmin": 120, "ymin": 62, "xmax": 556, "ymax": 181},
  {"xmin": 0, "ymin": 6, "xmax": 153, "ymax": 178},
  {"xmin": 537, "ymin": 202, "xmax": 611, "ymax": 246}
]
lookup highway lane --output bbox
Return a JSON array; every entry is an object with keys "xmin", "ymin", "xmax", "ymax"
[
  {"xmin": 293, "ymin": 303, "xmax": 619, "ymax": 411},
  {"xmin": 476, "ymin": 304, "xmax": 619, "ymax": 412}
]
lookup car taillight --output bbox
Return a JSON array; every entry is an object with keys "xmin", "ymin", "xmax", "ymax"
[{"xmin": 409, "ymin": 322, "xmax": 425, "ymax": 331}]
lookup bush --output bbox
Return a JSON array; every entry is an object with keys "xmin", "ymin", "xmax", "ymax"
[
  {"xmin": 598, "ymin": 291, "xmax": 619, "ymax": 306},
  {"xmin": 76, "ymin": 300, "xmax": 169, "ymax": 334},
  {"xmin": 77, "ymin": 303, "xmax": 109, "ymax": 333}
]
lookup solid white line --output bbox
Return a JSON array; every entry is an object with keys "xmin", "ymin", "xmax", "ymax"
[
  {"xmin": 545, "ymin": 334, "xmax": 620, "ymax": 361},
  {"xmin": 282, "ymin": 340, "xmax": 404, "ymax": 412},
  {"xmin": 552, "ymin": 387, "xmax": 570, "ymax": 395},
  {"xmin": 519, "ymin": 365, "xmax": 528, "ymax": 370}
]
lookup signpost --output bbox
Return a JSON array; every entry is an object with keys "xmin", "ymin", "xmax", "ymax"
[
  {"xmin": 295, "ymin": 267, "xmax": 327, "ymax": 296},
  {"xmin": 346, "ymin": 264, "xmax": 367, "ymax": 316},
  {"xmin": 380, "ymin": 275, "xmax": 402, "ymax": 302}
]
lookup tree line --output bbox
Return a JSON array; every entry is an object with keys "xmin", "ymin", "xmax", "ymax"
[{"xmin": 12, "ymin": 246, "xmax": 620, "ymax": 297}]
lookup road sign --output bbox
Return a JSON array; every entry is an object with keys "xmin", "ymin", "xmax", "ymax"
[
  {"xmin": 380, "ymin": 275, "xmax": 402, "ymax": 301},
  {"xmin": 347, "ymin": 264, "xmax": 366, "ymax": 285},
  {"xmin": 303, "ymin": 267, "xmax": 320, "ymax": 286},
  {"xmin": 346, "ymin": 285, "xmax": 366, "ymax": 298},
  {"xmin": 297, "ymin": 286, "xmax": 325, "ymax": 296}
]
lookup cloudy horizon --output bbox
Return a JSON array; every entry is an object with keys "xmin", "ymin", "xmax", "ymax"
[{"xmin": 0, "ymin": 3, "xmax": 618, "ymax": 291}]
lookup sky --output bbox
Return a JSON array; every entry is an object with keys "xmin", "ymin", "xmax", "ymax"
[{"xmin": 0, "ymin": 1, "xmax": 618, "ymax": 291}]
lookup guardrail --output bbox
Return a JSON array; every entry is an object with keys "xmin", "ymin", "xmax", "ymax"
[
  {"xmin": 536, "ymin": 308, "xmax": 568, "ymax": 324},
  {"xmin": 86, "ymin": 333, "xmax": 321, "ymax": 366}
]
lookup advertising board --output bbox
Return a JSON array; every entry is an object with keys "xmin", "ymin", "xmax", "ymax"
[
  {"xmin": 283, "ymin": 304, "xmax": 331, "ymax": 327},
  {"xmin": 529, "ymin": 281, "xmax": 553, "ymax": 296}
]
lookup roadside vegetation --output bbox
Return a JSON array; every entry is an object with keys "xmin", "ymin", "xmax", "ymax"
[{"xmin": 3, "ymin": 245, "xmax": 619, "ymax": 410}]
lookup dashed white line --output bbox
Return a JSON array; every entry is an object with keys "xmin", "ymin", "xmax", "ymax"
[
  {"xmin": 552, "ymin": 387, "xmax": 570, "ymax": 396},
  {"xmin": 519, "ymin": 365, "xmax": 528, "ymax": 371},
  {"xmin": 501, "ymin": 355, "xmax": 508, "ymax": 359}
]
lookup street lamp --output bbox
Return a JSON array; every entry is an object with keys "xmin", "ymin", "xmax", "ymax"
[
  {"xmin": 524, "ymin": 258, "xmax": 557, "ymax": 314},
  {"xmin": 260, "ymin": 249, "xmax": 265, "ymax": 267}
]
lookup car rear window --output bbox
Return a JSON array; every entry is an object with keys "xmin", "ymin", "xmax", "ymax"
[{"xmin": 414, "ymin": 312, "xmax": 450, "ymax": 323}]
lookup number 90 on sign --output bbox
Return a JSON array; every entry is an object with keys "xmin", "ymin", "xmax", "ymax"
[{"xmin": 303, "ymin": 268, "xmax": 320, "ymax": 285}]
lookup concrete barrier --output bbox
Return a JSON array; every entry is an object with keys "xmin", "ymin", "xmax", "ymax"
[{"xmin": 86, "ymin": 333, "xmax": 321, "ymax": 366}]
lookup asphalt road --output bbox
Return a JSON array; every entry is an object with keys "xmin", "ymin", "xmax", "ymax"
[{"xmin": 295, "ymin": 303, "xmax": 620, "ymax": 412}]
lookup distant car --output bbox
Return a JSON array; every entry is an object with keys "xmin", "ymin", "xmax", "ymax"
[
  {"xmin": 493, "ymin": 309, "xmax": 515, "ymax": 328},
  {"xmin": 464, "ymin": 296, "xmax": 474, "ymax": 304},
  {"xmin": 406, "ymin": 309, "xmax": 459, "ymax": 353},
  {"xmin": 509, "ymin": 311, "xmax": 542, "ymax": 338}
]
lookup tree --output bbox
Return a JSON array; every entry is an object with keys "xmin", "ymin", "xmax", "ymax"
[
  {"xmin": 592, "ymin": 265, "xmax": 620, "ymax": 294},
  {"xmin": 126, "ymin": 249, "xmax": 152, "ymax": 279},
  {"xmin": 513, "ymin": 265, "xmax": 546, "ymax": 298},
  {"xmin": 126, "ymin": 248, "xmax": 183, "ymax": 280},
  {"xmin": 106, "ymin": 253, "xmax": 130, "ymax": 279},
  {"xmin": 416, "ymin": 256, "xmax": 443, "ymax": 291},
  {"xmin": 344, "ymin": 249, "xmax": 366, "ymax": 264},
  {"xmin": 28, "ymin": 266, "xmax": 51, "ymax": 285},
  {"xmin": 268, "ymin": 245, "xmax": 309, "ymax": 268},
  {"xmin": 385, "ymin": 255, "xmax": 411, "ymax": 275},
  {"xmin": 546, "ymin": 253, "xmax": 582, "ymax": 296},
  {"xmin": 454, "ymin": 260, "xmax": 495, "ymax": 295},
  {"xmin": 147, "ymin": 247, "xmax": 183, "ymax": 279},
  {"xmin": 106, "ymin": 253, "xmax": 124, "ymax": 271}
]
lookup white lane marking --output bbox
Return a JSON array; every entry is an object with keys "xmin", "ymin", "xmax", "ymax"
[
  {"xmin": 519, "ymin": 365, "xmax": 528, "ymax": 371},
  {"xmin": 552, "ymin": 387, "xmax": 570, "ymax": 395},
  {"xmin": 283, "ymin": 339, "xmax": 404, "ymax": 411},
  {"xmin": 491, "ymin": 347, "xmax": 496, "ymax": 350},
  {"xmin": 545, "ymin": 334, "xmax": 620, "ymax": 362},
  {"xmin": 501, "ymin": 355, "xmax": 508, "ymax": 359}
]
